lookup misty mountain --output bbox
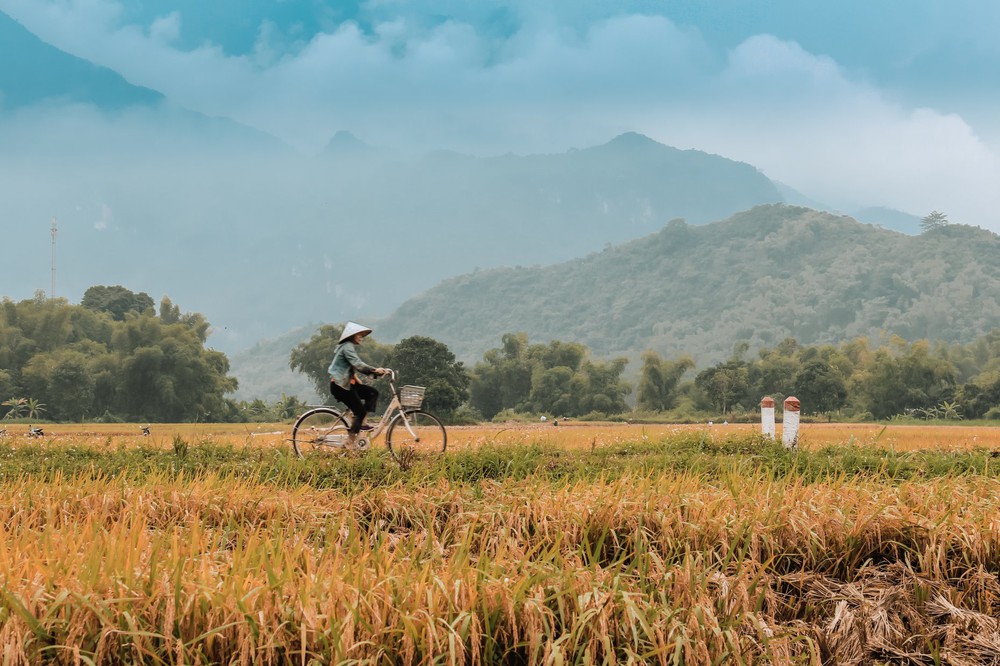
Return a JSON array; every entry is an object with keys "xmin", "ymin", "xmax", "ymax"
[
  {"xmin": 773, "ymin": 180, "xmax": 922, "ymax": 235},
  {"xmin": 228, "ymin": 323, "xmax": 320, "ymax": 403},
  {"xmin": 2, "ymin": 109, "xmax": 785, "ymax": 353},
  {"xmin": 0, "ymin": 11, "xmax": 162, "ymax": 109},
  {"xmin": 323, "ymin": 131, "xmax": 384, "ymax": 159},
  {"xmin": 0, "ymin": 9, "xmax": 288, "ymax": 152},
  {"xmin": 851, "ymin": 206, "xmax": 922, "ymax": 235},
  {"xmin": 375, "ymin": 205, "xmax": 1000, "ymax": 366}
]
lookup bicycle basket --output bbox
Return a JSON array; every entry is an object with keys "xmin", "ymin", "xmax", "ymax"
[{"xmin": 399, "ymin": 385, "xmax": 426, "ymax": 408}]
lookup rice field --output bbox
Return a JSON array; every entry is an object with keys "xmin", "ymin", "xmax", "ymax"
[
  {"xmin": 7, "ymin": 420, "xmax": 1000, "ymax": 452},
  {"xmin": 2, "ymin": 422, "xmax": 1000, "ymax": 664}
]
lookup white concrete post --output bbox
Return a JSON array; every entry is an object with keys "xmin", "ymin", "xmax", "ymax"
[
  {"xmin": 782, "ymin": 396, "xmax": 800, "ymax": 449},
  {"xmin": 760, "ymin": 396, "xmax": 775, "ymax": 439}
]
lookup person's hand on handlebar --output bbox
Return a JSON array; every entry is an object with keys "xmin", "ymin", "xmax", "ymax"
[{"xmin": 374, "ymin": 367, "xmax": 391, "ymax": 377}]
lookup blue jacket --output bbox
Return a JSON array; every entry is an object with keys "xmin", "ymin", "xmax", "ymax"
[{"xmin": 327, "ymin": 341, "xmax": 378, "ymax": 389}]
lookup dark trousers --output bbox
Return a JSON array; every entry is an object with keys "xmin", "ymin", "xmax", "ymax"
[{"xmin": 330, "ymin": 382, "xmax": 379, "ymax": 433}]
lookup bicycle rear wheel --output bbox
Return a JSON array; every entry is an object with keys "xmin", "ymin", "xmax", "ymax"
[
  {"xmin": 292, "ymin": 407, "xmax": 350, "ymax": 457},
  {"xmin": 386, "ymin": 410, "xmax": 447, "ymax": 464}
]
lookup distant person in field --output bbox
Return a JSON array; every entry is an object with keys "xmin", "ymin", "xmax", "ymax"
[{"xmin": 328, "ymin": 322, "xmax": 389, "ymax": 447}]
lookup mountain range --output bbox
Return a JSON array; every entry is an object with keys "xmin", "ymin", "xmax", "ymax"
[{"xmin": 0, "ymin": 11, "xmax": 161, "ymax": 109}]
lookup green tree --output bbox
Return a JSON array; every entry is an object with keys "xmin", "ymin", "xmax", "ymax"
[
  {"xmin": 16, "ymin": 298, "xmax": 73, "ymax": 353},
  {"xmin": 244, "ymin": 398, "xmax": 273, "ymax": 422},
  {"xmin": 289, "ymin": 323, "xmax": 393, "ymax": 400},
  {"xmin": 526, "ymin": 340, "xmax": 587, "ymax": 372},
  {"xmin": 637, "ymin": 351, "xmax": 694, "ymax": 411},
  {"xmin": 81, "ymin": 285, "xmax": 155, "ymax": 321},
  {"xmin": 0, "ymin": 371, "xmax": 15, "ymax": 405},
  {"xmin": 471, "ymin": 334, "xmax": 631, "ymax": 418},
  {"xmin": 1, "ymin": 397, "xmax": 27, "ymax": 420},
  {"xmin": 527, "ymin": 366, "xmax": 576, "ymax": 415},
  {"xmin": 572, "ymin": 358, "xmax": 631, "ymax": 416},
  {"xmin": 792, "ymin": 358, "xmax": 848, "ymax": 415},
  {"xmin": 159, "ymin": 297, "xmax": 181, "ymax": 324},
  {"xmin": 25, "ymin": 397, "xmax": 46, "ymax": 420},
  {"xmin": 274, "ymin": 393, "xmax": 306, "ymax": 420},
  {"xmin": 0, "ymin": 291, "xmax": 236, "ymax": 423},
  {"xmin": 21, "ymin": 350, "xmax": 94, "ymax": 421},
  {"xmin": 919, "ymin": 210, "xmax": 949, "ymax": 233},
  {"xmin": 853, "ymin": 338, "xmax": 956, "ymax": 419},
  {"xmin": 936, "ymin": 400, "xmax": 962, "ymax": 420},
  {"xmin": 748, "ymin": 339, "xmax": 801, "ymax": 401},
  {"xmin": 387, "ymin": 336, "xmax": 470, "ymax": 417},
  {"xmin": 695, "ymin": 361, "xmax": 750, "ymax": 414},
  {"xmin": 469, "ymin": 333, "xmax": 533, "ymax": 419}
]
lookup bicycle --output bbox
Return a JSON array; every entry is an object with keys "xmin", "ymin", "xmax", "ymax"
[{"xmin": 291, "ymin": 369, "xmax": 447, "ymax": 465}]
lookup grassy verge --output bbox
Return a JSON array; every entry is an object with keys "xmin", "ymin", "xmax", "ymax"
[{"xmin": 2, "ymin": 431, "xmax": 1000, "ymax": 488}]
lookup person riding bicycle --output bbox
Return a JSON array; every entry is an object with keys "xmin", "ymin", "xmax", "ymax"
[{"xmin": 328, "ymin": 322, "xmax": 389, "ymax": 447}]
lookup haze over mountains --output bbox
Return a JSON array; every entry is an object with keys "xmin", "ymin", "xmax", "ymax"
[
  {"xmin": 3, "ymin": 7, "xmax": 991, "ymax": 401},
  {"xmin": 0, "ymin": 11, "xmax": 782, "ymax": 348}
]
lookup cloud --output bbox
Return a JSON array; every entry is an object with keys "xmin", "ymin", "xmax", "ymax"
[
  {"xmin": 0, "ymin": 1, "xmax": 713, "ymax": 150},
  {"xmin": 2, "ymin": 0, "xmax": 1000, "ymax": 227},
  {"xmin": 641, "ymin": 35, "xmax": 1000, "ymax": 225},
  {"xmin": 148, "ymin": 11, "xmax": 180, "ymax": 45}
]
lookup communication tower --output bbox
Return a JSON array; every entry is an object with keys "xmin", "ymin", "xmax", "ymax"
[{"xmin": 50, "ymin": 216, "xmax": 57, "ymax": 298}]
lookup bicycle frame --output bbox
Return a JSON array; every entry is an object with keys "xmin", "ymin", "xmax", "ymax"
[{"xmin": 357, "ymin": 370, "xmax": 418, "ymax": 445}]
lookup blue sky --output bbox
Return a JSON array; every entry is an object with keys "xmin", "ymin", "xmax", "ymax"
[{"xmin": 2, "ymin": 0, "xmax": 999, "ymax": 226}]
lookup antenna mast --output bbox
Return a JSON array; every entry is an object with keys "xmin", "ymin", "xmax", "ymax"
[{"xmin": 50, "ymin": 216, "xmax": 57, "ymax": 299}]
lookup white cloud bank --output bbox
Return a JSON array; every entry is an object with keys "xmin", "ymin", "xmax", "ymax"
[{"xmin": 2, "ymin": 0, "xmax": 999, "ymax": 227}]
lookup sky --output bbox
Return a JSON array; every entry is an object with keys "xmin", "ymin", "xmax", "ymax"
[{"xmin": 2, "ymin": 0, "xmax": 1000, "ymax": 227}]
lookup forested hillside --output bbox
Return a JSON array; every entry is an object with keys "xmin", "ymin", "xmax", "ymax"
[
  {"xmin": 377, "ymin": 205, "xmax": 1000, "ymax": 364},
  {"xmin": 228, "ymin": 324, "xmax": 321, "ymax": 403},
  {"xmin": 0, "ymin": 291, "xmax": 236, "ymax": 422}
]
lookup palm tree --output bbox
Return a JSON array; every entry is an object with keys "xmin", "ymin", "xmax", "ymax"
[
  {"xmin": 1, "ymin": 397, "xmax": 27, "ymax": 420},
  {"xmin": 25, "ymin": 398, "xmax": 46, "ymax": 420},
  {"xmin": 937, "ymin": 400, "xmax": 963, "ymax": 420}
]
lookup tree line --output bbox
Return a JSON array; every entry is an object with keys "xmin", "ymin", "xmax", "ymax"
[
  {"xmin": 292, "ymin": 326, "xmax": 1000, "ymax": 423},
  {"xmin": 8, "ymin": 286, "xmax": 1000, "ymax": 424},
  {"xmin": 649, "ymin": 336, "xmax": 975, "ymax": 420},
  {"xmin": 0, "ymin": 288, "xmax": 236, "ymax": 422},
  {"xmin": 289, "ymin": 327, "xmax": 632, "ymax": 421},
  {"xmin": 480, "ymin": 331, "xmax": 1000, "ymax": 421},
  {"xmin": 631, "ymin": 332, "xmax": 1000, "ymax": 421}
]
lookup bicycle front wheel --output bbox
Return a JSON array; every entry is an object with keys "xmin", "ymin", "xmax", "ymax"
[
  {"xmin": 386, "ymin": 410, "xmax": 447, "ymax": 463},
  {"xmin": 292, "ymin": 407, "xmax": 350, "ymax": 457}
]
